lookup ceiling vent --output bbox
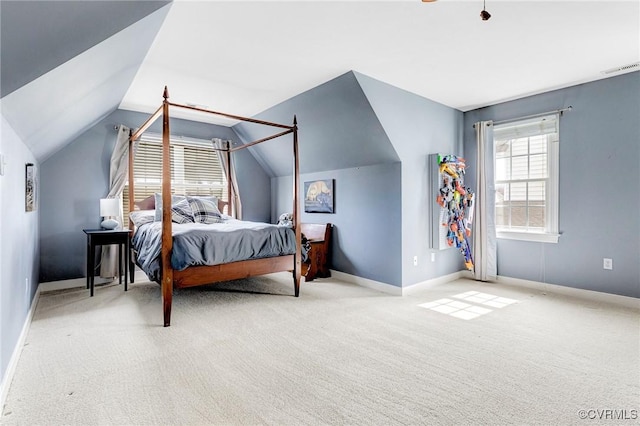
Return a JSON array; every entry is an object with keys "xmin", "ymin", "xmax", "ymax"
[{"xmin": 601, "ymin": 62, "xmax": 640, "ymax": 75}]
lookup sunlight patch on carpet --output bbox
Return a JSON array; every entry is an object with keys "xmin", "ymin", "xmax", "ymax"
[
  {"xmin": 419, "ymin": 292, "xmax": 518, "ymax": 320},
  {"xmin": 453, "ymin": 291, "xmax": 518, "ymax": 308}
]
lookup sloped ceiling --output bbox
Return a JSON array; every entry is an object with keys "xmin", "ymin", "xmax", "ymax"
[
  {"xmin": 120, "ymin": 0, "xmax": 640, "ymax": 127},
  {"xmin": 0, "ymin": 1, "xmax": 171, "ymax": 161},
  {"xmin": 233, "ymin": 71, "xmax": 399, "ymax": 177},
  {"xmin": 1, "ymin": 1, "xmax": 638, "ymax": 164},
  {"xmin": 0, "ymin": 1, "xmax": 170, "ymax": 98}
]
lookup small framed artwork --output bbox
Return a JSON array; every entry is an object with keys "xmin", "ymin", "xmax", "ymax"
[
  {"xmin": 25, "ymin": 163, "xmax": 37, "ymax": 212},
  {"xmin": 304, "ymin": 179, "xmax": 334, "ymax": 213}
]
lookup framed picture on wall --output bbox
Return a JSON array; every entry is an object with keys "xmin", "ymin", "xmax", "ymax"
[
  {"xmin": 304, "ymin": 179, "xmax": 334, "ymax": 213},
  {"xmin": 25, "ymin": 163, "xmax": 37, "ymax": 212}
]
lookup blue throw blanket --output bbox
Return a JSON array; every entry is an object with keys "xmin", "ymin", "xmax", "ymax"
[{"xmin": 132, "ymin": 218, "xmax": 302, "ymax": 282}]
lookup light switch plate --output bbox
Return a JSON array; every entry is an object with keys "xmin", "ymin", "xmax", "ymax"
[{"xmin": 0, "ymin": 153, "xmax": 5, "ymax": 176}]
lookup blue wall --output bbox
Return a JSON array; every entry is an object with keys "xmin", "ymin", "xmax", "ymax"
[
  {"xmin": 233, "ymin": 72, "xmax": 400, "ymax": 178},
  {"xmin": 39, "ymin": 69, "xmax": 639, "ymax": 298},
  {"xmin": 464, "ymin": 72, "xmax": 640, "ymax": 298},
  {"xmin": 0, "ymin": 114, "xmax": 39, "ymax": 392},
  {"xmin": 355, "ymin": 72, "xmax": 466, "ymax": 287},
  {"xmin": 273, "ymin": 163, "xmax": 402, "ymax": 286},
  {"xmin": 234, "ymin": 71, "xmax": 405, "ymax": 287},
  {"xmin": 39, "ymin": 108, "xmax": 270, "ymax": 282},
  {"xmin": 242, "ymin": 71, "xmax": 466, "ymax": 287}
]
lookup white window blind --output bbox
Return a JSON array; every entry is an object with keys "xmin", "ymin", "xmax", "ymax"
[
  {"xmin": 494, "ymin": 114, "xmax": 559, "ymax": 243},
  {"xmin": 493, "ymin": 114, "xmax": 559, "ymax": 140},
  {"xmin": 123, "ymin": 134, "xmax": 227, "ymax": 227}
]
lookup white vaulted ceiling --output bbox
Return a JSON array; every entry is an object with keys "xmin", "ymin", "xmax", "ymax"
[
  {"xmin": 120, "ymin": 0, "xmax": 640, "ymax": 125},
  {"xmin": 1, "ymin": 1, "xmax": 639, "ymax": 160}
]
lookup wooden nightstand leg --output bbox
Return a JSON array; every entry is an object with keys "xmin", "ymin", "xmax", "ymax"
[
  {"xmin": 118, "ymin": 243, "xmax": 123, "ymax": 285},
  {"xmin": 89, "ymin": 243, "xmax": 95, "ymax": 297},
  {"xmin": 86, "ymin": 238, "xmax": 90, "ymax": 290},
  {"xmin": 129, "ymin": 247, "xmax": 135, "ymax": 284},
  {"xmin": 124, "ymin": 240, "xmax": 128, "ymax": 291}
]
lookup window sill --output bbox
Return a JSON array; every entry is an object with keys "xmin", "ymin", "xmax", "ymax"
[{"xmin": 497, "ymin": 231, "xmax": 560, "ymax": 244}]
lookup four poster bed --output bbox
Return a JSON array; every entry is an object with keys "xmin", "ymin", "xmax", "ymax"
[{"xmin": 127, "ymin": 87, "xmax": 302, "ymax": 327}]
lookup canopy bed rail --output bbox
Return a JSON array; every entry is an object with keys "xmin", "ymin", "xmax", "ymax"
[{"xmin": 127, "ymin": 86, "xmax": 301, "ymax": 327}]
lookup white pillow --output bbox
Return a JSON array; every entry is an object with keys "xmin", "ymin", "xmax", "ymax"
[
  {"xmin": 129, "ymin": 210, "xmax": 155, "ymax": 227},
  {"xmin": 154, "ymin": 193, "xmax": 187, "ymax": 221}
]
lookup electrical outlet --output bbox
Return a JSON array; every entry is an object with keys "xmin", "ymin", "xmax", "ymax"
[
  {"xmin": 413, "ymin": 256, "xmax": 418, "ymax": 266},
  {"xmin": 603, "ymin": 258, "xmax": 613, "ymax": 270}
]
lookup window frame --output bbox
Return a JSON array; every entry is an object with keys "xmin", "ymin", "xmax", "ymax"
[
  {"xmin": 123, "ymin": 133, "xmax": 227, "ymax": 227},
  {"xmin": 493, "ymin": 117, "xmax": 560, "ymax": 244}
]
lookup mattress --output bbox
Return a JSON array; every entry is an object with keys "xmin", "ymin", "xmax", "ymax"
[{"xmin": 132, "ymin": 217, "xmax": 299, "ymax": 282}]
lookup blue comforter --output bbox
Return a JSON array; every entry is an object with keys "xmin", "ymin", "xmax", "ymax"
[{"xmin": 132, "ymin": 218, "xmax": 299, "ymax": 282}]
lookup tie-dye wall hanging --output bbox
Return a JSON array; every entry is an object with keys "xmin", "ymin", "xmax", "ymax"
[{"xmin": 430, "ymin": 154, "xmax": 475, "ymax": 270}]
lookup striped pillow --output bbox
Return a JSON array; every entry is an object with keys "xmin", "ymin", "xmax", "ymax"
[
  {"xmin": 188, "ymin": 197, "xmax": 224, "ymax": 224},
  {"xmin": 171, "ymin": 198, "xmax": 195, "ymax": 224}
]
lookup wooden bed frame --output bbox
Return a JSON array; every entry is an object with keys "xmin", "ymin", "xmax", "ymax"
[{"xmin": 127, "ymin": 87, "xmax": 301, "ymax": 327}]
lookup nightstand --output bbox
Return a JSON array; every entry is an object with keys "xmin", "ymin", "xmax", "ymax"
[{"xmin": 83, "ymin": 229, "xmax": 130, "ymax": 297}]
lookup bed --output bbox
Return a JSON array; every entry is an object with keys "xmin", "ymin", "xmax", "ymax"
[{"xmin": 127, "ymin": 87, "xmax": 302, "ymax": 326}]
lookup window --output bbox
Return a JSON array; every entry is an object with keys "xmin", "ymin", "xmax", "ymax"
[
  {"xmin": 123, "ymin": 134, "xmax": 227, "ymax": 227},
  {"xmin": 493, "ymin": 114, "xmax": 559, "ymax": 243}
]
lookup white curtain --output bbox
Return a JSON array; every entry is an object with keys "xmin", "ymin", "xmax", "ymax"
[
  {"xmin": 100, "ymin": 125, "xmax": 133, "ymax": 278},
  {"xmin": 213, "ymin": 138, "xmax": 242, "ymax": 219},
  {"xmin": 473, "ymin": 121, "xmax": 497, "ymax": 281}
]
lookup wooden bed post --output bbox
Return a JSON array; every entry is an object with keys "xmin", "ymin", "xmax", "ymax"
[
  {"xmin": 127, "ymin": 128, "xmax": 138, "ymax": 284},
  {"xmin": 130, "ymin": 89, "xmax": 303, "ymax": 326},
  {"xmin": 225, "ymin": 141, "xmax": 232, "ymax": 217},
  {"xmin": 161, "ymin": 86, "xmax": 174, "ymax": 327},
  {"xmin": 292, "ymin": 116, "xmax": 301, "ymax": 297},
  {"xmin": 128, "ymin": 129, "xmax": 135, "ymax": 231},
  {"xmin": 127, "ymin": 129, "xmax": 135, "ymax": 283}
]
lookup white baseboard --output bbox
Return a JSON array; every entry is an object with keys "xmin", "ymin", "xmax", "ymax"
[
  {"xmin": 330, "ymin": 270, "xmax": 403, "ymax": 295},
  {"xmin": 0, "ymin": 286, "xmax": 41, "ymax": 411},
  {"xmin": 39, "ymin": 277, "xmax": 91, "ymax": 292},
  {"xmin": 39, "ymin": 269, "xmax": 150, "ymax": 293},
  {"xmin": 496, "ymin": 275, "xmax": 639, "ymax": 310},
  {"xmin": 402, "ymin": 271, "xmax": 467, "ymax": 296},
  {"xmin": 329, "ymin": 270, "xmax": 469, "ymax": 296},
  {"xmin": 327, "ymin": 270, "xmax": 637, "ymax": 310},
  {"xmin": 2, "ymin": 270, "xmax": 151, "ymax": 408}
]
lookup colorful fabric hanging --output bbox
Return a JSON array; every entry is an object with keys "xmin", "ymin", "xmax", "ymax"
[{"xmin": 436, "ymin": 155, "xmax": 475, "ymax": 270}]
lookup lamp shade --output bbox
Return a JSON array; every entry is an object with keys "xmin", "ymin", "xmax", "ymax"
[
  {"xmin": 100, "ymin": 198, "xmax": 120, "ymax": 217},
  {"xmin": 100, "ymin": 198, "xmax": 120, "ymax": 229}
]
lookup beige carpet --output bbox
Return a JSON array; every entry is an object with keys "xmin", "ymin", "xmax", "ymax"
[{"xmin": 2, "ymin": 272, "xmax": 639, "ymax": 425}]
